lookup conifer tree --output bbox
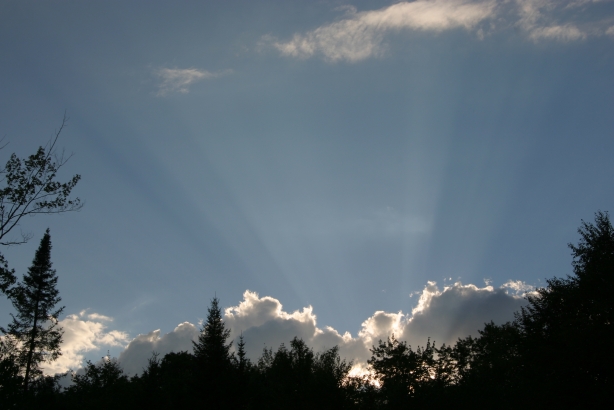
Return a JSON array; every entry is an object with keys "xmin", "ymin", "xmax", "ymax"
[
  {"xmin": 193, "ymin": 296, "xmax": 232, "ymax": 366},
  {"xmin": 236, "ymin": 333, "xmax": 249, "ymax": 373},
  {"xmin": 193, "ymin": 296, "xmax": 233, "ymax": 405},
  {"xmin": 1, "ymin": 229, "xmax": 64, "ymax": 392}
]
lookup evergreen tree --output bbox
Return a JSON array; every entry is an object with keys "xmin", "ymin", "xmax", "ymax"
[
  {"xmin": 193, "ymin": 296, "xmax": 233, "ymax": 367},
  {"xmin": 236, "ymin": 333, "xmax": 249, "ymax": 374},
  {"xmin": 0, "ymin": 229, "xmax": 64, "ymax": 392},
  {"xmin": 193, "ymin": 296, "xmax": 233, "ymax": 406}
]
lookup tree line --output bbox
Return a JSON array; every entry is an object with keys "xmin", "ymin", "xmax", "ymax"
[{"xmin": 1, "ymin": 122, "xmax": 613, "ymax": 408}]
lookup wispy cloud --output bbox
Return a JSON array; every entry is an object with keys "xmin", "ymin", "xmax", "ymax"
[
  {"xmin": 271, "ymin": 0, "xmax": 496, "ymax": 62},
  {"xmin": 267, "ymin": 0, "xmax": 613, "ymax": 62},
  {"xmin": 528, "ymin": 24, "xmax": 587, "ymax": 40},
  {"xmin": 154, "ymin": 67, "xmax": 232, "ymax": 96}
]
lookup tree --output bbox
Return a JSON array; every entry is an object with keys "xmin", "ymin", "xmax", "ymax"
[
  {"xmin": 65, "ymin": 354, "xmax": 131, "ymax": 410},
  {"xmin": 0, "ymin": 115, "xmax": 82, "ymax": 246},
  {"xmin": 368, "ymin": 335, "xmax": 436, "ymax": 407},
  {"xmin": 515, "ymin": 211, "xmax": 614, "ymax": 406},
  {"xmin": 235, "ymin": 333, "xmax": 250, "ymax": 374},
  {"xmin": 193, "ymin": 296, "xmax": 233, "ymax": 368},
  {"xmin": 192, "ymin": 296, "xmax": 233, "ymax": 406},
  {"xmin": 0, "ymin": 229, "xmax": 64, "ymax": 392}
]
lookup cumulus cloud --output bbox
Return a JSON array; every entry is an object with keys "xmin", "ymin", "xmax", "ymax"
[
  {"xmin": 267, "ymin": 0, "xmax": 612, "ymax": 61},
  {"xmin": 115, "ymin": 281, "xmax": 531, "ymax": 375},
  {"xmin": 118, "ymin": 322, "xmax": 199, "ymax": 376},
  {"xmin": 154, "ymin": 67, "xmax": 231, "ymax": 96},
  {"xmin": 42, "ymin": 311, "xmax": 130, "ymax": 376},
  {"xmin": 397, "ymin": 281, "xmax": 528, "ymax": 348}
]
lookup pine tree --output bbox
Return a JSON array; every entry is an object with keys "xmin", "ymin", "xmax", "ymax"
[
  {"xmin": 236, "ymin": 333, "xmax": 249, "ymax": 374},
  {"xmin": 193, "ymin": 296, "xmax": 232, "ymax": 366},
  {"xmin": 192, "ymin": 296, "xmax": 233, "ymax": 405},
  {"xmin": 1, "ymin": 229, "xmax": 64, "ymax": 392}
]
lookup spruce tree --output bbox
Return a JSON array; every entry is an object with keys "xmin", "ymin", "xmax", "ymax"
[
  {"xmin": 192, "ymin": 296, "xmax": 233, "ymax": 405},
  {"xmin": 193, "ymin": 296, "xmax": 232, "ymax": 366},
  {"xmin": 1, "ymin": 229, "xmax": 64, "ymax": 392}
]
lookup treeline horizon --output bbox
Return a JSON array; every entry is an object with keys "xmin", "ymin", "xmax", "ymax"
[
  {"xmin": 1, "ymin": 126, "xmax": 613, "ymax": 408},
  {"xmin": 0, "ymin": 211, "xmax": 611, "ymax": 409}
]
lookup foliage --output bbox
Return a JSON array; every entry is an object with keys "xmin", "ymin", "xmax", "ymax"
[{"xmin": 0, "ymin": 115, "xmax": 81, "ymax": 247}]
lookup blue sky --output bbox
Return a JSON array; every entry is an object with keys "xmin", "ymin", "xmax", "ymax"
[{"xmin": 1, "ymin": 0, "xmax": 613, "ymax": 374}]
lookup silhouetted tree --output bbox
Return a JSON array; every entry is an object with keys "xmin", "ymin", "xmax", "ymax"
[
  {"xmin": 0, "ymin": 334, "xmax": 22, "ymax": 406},
  {"xmin": 515, "ymin": 211, "xmax": 614, "ymax": 406},
  {"xmin": 1, "ymin": 230, "xmax": 63, "ymax": 392},
  {"xmin": 154, "ymin": 351, "xmax": 195, "ymax": 408},
  {"xmin": 255, "ymin": 337, "xmax": 353, "ymax": 409},
  {"xmin": 368, "ymin": 335, "xmax": 437, "ymax": 408},
  {"xmin": 134, "ymin": 352, "xmax": 163, "ymax": 409},
  {"xmin": 235, "ymin": 333, "xmax": 249, "ymax": 374},
  {"xmin": 193, "ymin": 296, "xmax": 234, "ymax": 406},
  {"xmin": 0, "ymin": 115, "xmax": 82, "ymax": 247},
  {"xmin": 64, "ymin": 354, "xmax": 131, "ymax": 409}
]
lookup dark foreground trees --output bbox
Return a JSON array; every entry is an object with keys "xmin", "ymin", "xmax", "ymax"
[{"xmin": 3, "ymin": 212, "xmax": 614, "ymax": 409}]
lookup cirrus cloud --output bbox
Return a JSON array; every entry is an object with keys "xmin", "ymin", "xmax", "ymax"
[
  {"xmin": 271, "ymin": 0, "xmax": 496, "ymax": 62},
  {"xmin": 154, "ymin": 67, "xmax": 232, "ymax": 96},
  {"xmin": 267, "ymin": 0, "xmax": 613, "ymax": 62}
]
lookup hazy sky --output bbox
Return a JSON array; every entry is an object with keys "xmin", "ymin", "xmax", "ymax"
[{"xmin": 1, "ymin": 0, "xmax": 613, "ymax": 374}]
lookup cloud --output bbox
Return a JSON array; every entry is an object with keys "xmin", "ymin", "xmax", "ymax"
[
  {"xmin": 154, "ymin": 67, "xmax": 231, "ymax": 96},
  {"xmin": 118, "ymin": 322, "xmax": 199, "ymax": 376},
  {"xmin": 113, "ymin": 281, "xmax": 530, "ymax": 376},
  {"xmin": 271, "ymin": 0, "xmax": 496, "ymax": 62},
  {"xmin": 268, "ymin": 0, "xmax": 613, "ymax": 61},
  {"xmin": 528, "ymin": 24, "xmax": 586, "ymax": 40},
  {"xmin": 398, "ymin": 281, "xmax": 529, "ymax": 348},
  {"xmin": 42, "ymin": 311, "xmax": 130, "ymax": 376}
]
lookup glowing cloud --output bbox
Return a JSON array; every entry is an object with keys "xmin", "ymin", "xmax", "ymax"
[
  {"xmin": 115, "ymin": 282, "xmax": 531, "ymax": 375},
  {"xmin": 271, "ymin": 0, "xmax": 495, "ymax": 62},
  {"xmin": 42, "ymin": 311, "xmax": 129, "ymax": 376},
  {"xmin": 268, "ymin": 0, "xmax": 612, "ymax": 61}
]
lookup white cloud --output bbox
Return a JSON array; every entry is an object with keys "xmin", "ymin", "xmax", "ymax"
[
  {"xmin": 271, "ymin": 0, "xmax": 496, "ymax": 62},
  {"xmin": 501, "ymin": 279, "xmax": 536, "ymax": 297},
  {"xmin": 154, "ymin": 67, "xmax": 231, "ymax": 96},
  {"xmin": 269, "ymin": 0, "xmax": 612, "ymax": 61},
  {"xmin": 42, "ymin": 311, "xmax": 129, "ymax": 376}
]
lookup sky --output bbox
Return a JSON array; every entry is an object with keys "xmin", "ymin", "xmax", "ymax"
[{"xmin": 1, "ymin": 0, "xmax": 613, "ymax": 376}]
